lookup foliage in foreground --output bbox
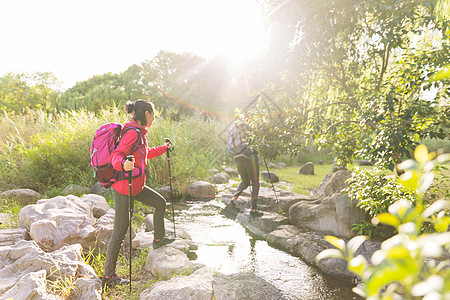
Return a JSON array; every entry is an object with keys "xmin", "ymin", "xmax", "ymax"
[{"xmin": 316, "ymin": 145, "xmax": 450, "ymax": 300}]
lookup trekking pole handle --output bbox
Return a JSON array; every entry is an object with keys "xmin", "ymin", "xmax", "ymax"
[{"xmin": 165, "ymin": 138, "xmax": 174, "ymax": 152}]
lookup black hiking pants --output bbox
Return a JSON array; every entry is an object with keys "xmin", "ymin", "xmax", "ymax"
[
  {"xmin": 104, "ymin": 186, "xmax": 166, "ymax": 277},
  {"xmin": 233, "ymin": 152, "xmax": 260, "ymax": 210}
]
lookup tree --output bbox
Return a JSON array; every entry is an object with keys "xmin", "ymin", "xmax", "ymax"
[
  {"xmin": 250, "ymin": 0, "xmax": 449, "ymax": 169},
  {"xmin": 0, "ymin": 72, "xmax": 60, "ymax": 113},
  {"xmin": 58, "ymin": 72, "xmax": 128, "ymax": 112}
]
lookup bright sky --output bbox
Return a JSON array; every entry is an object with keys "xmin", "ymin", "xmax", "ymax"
[{"xmin": 0, "ymin": 0, "xmax": 268, "ymax": 89}]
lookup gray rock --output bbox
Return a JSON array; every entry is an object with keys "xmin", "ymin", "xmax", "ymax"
[
  {"xmin": 95, "ymin": 209, "xmax": 115, "ymax": 252},
  {"xmin": 211, "ymin": 172, "xmax": 230, "ymax": 184},
  {"xmin": 289, "ymin": 193, "xmax": 366, "ymax": 239},
  {"xmin": 1, "ymin": 269, "xmax": 59, "ymax": 300},
  {"xmin": 261, "ymin": 171, "xmax": 279, "ymax": 183},
  {"xmin": 0, "ymin": 189, "xmax": 43, "ymax": 206},
  {"xmin": 222, "ymin": 167, "xmax": 239, "ymax": 178},
  {"xmin": 267, "ymin": 162, "xmax": 277, "ymax": 169},
  {"xmin": 90, "ymin": 182, "xmax": 113, "ymax": 199},
  {"xmin": 17, "ymin": 194, "xmax": 112, "ymax": 252},
  {"xmin": 259, "ymin": 194, "xmax": 314, "ymax": 215},
  {"xmin": 237, "ymin": 211, "xmax": 289, "ymax": 238},
  {"xmin": 314, "ymin": 170, "xmax": 351, "ymax": 197},
  {"xmin": 267, "ymin": 225, "xmax": 381, "ymax": 280},
  {"xmin": 145, "ymin": 246, "xmax": 193, "ymax": 278},
  {"xmin": 299, "ymin": 162, "xmax": 315, "ymax": 175},
  {"xmin": 185, "ymin": 181, "xmax": 216, "ymax": 201},
  {"xmin": 0, "ymin": 240, "xmax": 101, "ymax": 299},
  {"xmin": 277, "ymin": 162, "xmax": 287, "ymax": 169},
  {"xmin": 332, "ymin": 163, "xmax": 347, "ymax": 173},
  {"xmin": 213, "ymin": 272, "xmax": 288, "ymax": 300},
  {"xmin": 0, "ymin": 228, "xmax": 30, "ymax": 247},
  {"xmin": 317, "ymin": 160, "xmax": 324, "ymax": 165},
  {"xmin": 140, "ymin": 267, "xmax": 214, "ymax": 300},
  {"xmin": 157, "ymin": 186, "xmax": 183, "ymax": 202},
  {"xmin": 358, "ymin": 159, "xmax": 373, "ymax": 166}
]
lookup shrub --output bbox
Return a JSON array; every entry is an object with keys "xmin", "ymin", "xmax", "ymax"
[
  {"xmin": 345, "ymin": 167, "xmax": 416, "ymax": 218},
  {"xmin": 316, "ymin": 145, "xmax": 450, "ymax": 300}
]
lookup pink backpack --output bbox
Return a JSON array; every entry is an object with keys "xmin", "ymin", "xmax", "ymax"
[{"xmin": 90, "ymin": 123, "xmax": 143, "ymax": 188}]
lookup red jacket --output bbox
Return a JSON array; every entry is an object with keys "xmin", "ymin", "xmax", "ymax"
[{"xmin": 111, "ymin": 118, "xmax": 167, "ymax": 196}]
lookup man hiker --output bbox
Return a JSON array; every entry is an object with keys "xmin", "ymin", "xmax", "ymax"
[{"xmin": 226, "ymin": 116, "xmax": 262, "ymax": 217}]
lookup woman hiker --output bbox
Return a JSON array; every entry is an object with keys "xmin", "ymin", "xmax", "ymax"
[{"xmin": 102, "ymin": 99, "xmax": 175, "ymax": 291}]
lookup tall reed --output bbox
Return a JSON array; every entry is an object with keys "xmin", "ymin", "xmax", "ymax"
[{"xmin": 0, "ymin": 108, "xmax": 227, "ymax": 195}]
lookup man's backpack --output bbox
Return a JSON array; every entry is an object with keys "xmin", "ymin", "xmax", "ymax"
[
  {"xmin": 90, "ymin": 123, "xmax": 142, "ymax": 189},
  {"xmin": 226, "ymin": 121, "xmax": 249, "ymax": 158}
]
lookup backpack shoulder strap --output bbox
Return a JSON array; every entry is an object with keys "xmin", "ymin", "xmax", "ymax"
[{"xmin": 121, "ymin": 126, "xmax": 144, "ymax": 153}]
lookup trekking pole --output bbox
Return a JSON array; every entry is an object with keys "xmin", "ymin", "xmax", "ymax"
[
  {"xmin": 263, "ymin": 156, "xmax": 279, "ymax": 203},
  {"xmin": 165, "ymin": 138, "xmax": 176, "ymax": 238},
  {"xmin": 126, "ymin": 155, "xmax": 134, "ymax": 292}
]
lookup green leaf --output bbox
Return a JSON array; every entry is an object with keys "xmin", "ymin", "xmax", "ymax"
[
  {"xmin": 430, "ymin": 65, "xmax": 450, "ymax": 82},
  {"xmin": 324, "ymin": 235, "xmax": 346, "ymax": 251},
  {"xmin": 315, "ymin": 249, "xmax": 345, "ymax": 262},
  {"xmin": 414, "ymin": 144, "xmax": 429, "ymax": 165},
  {"xmin": 399, "ymin": 170, "xmax": 419, "ymax": 191},
  {"xmin": 348, "ymin": 255, "xmax": 367, "ymax": 276},
  {"xmin": 411, "ymin": 275, "xmax": 444, "ymax": 296},
  {"xmin": 347, "ymin": 235, "xmax": 368, "ymax": 256},
  {"xmin": 422, "ymin": 200, "xmax": 450, "ymax": 218},
  {"xmin": 437, "ymin": 153, "xmax": 450, "ymax": 164},
  {"xmin": 374, "ymin": 213, "xmax": 400, "ymax": 228},
  {"xmin": 434, "ymin": 217, "xmax": 450, "ymax": 233}
]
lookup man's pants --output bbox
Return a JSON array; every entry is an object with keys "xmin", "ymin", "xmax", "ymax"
[{"xmin": 233, "ymin": 153, "xmax": 260, "ymax": 209}]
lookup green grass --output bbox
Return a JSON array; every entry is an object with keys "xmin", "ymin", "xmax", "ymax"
[
  {"xmin": 274, "ymin": 163, "xmax": 373, "ymax": 195},
  {"xmin": 274, "ymin": 164, "xmax": 332, "ymax": 195}
]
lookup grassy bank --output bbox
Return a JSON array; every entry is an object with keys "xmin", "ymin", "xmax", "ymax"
[{"xmin": 0, "ymin": 108, "xmax": 229, "ymax": 196}]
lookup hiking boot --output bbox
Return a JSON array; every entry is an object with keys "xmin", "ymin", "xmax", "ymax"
[
  {"xmin": 102, "ymin": 274, "xmax": 129, "ymax": 292},
  {"xmin": 153, "ymin": 237, "xmax": 175, "ymax": 249},
  {"xmin": 250, "ymin": 210, "xmax": 263, "ymax": 217}
]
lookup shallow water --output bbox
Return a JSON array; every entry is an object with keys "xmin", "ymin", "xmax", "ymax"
[{"xmin": 175, "ymin": 200, "xmax": 361, "ymax": 300}]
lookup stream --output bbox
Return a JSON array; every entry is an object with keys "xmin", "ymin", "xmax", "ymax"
[{"xmin": 174, "ymin": 200, "xmax": 361, "ymax": 300}]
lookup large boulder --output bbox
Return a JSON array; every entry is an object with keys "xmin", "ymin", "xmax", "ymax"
[
  {"xmin": 211, "ymin": 172, "xmax": 230, "ymax": 184},
  {"xmin": 289, "ymin": 193, "xmax": 366, "ymax": 239},
  {"xmin": 213, "ymin": 272, "xmax": 288, "ymax": 300},
  {"xmin": 140, "ymin": 267, "xmax": 214, "ymax": 300},
  {"xmin": 267, "ymin": 225, "xmax": 381, "ymax": 280},
  {"xmin": 277, "ymin": 162, "xmax": 287, "ymax": 169},
  {"xmin": 237, "ymin": 212, "xmax": 289, "ymax": 238},
  {"xmin": 0, "ymin": 240, "xmax": 101, "ymax": 299},
  {"xmin": 89, "ymin": 182, "xmax": 113, "ymax": 199},
  {"xmin": 0, "ymin": 228, "xmax": 30, "ymax": 247},
  {"xmin": 17, "ymin": 194, "xmax": 110, "ymax": 252},
  {"xmin": 145, "ymin": 246, "xmax": 194, "ymax": 278},
  {"xmin": 157, "ymin": 186, "xmax": 183, "ymax": 202},
  {"xmin": 0, "ymin": 189, "xmax": 43, "ymax": 206},
  {"xmin": 222, "ymin": 167, "xmax": 239, "ymax": 178},
  {"xmin": 299, "ymin": 162, "xmax": 314, "ymax": 175},
  {"xmin": 314, "ymin": 170, "xmax": 351, "ymax": 197},
  {"xmin": 261, "ymin": 171, "xmax": 279, "ymax": 183},
  {"xmin": 185, "ymin": 181, "xmax": 216, "ymax": 201}
]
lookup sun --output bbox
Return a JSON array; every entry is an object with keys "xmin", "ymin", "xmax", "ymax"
[{"xmin": 175, "ymin": 0, "xmax": 269, "ymax": 63}]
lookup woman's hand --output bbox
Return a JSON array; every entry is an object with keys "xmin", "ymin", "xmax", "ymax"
[
  {"xmin": 123, "ymin": 157, "xmax": 135, "ymax": 171},
  {"xmin": 164, "ymin": 141, "xmax": 172, "ymax": 149}
]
